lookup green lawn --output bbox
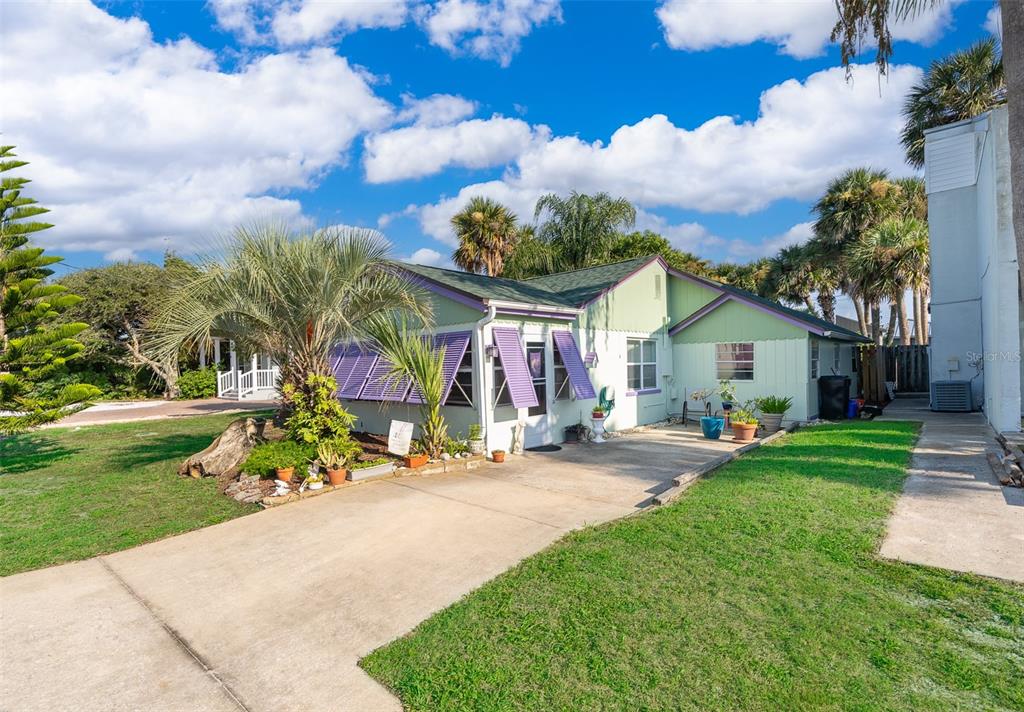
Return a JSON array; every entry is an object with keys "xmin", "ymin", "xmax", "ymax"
[
  {"xmin": 0, "ymin": 413, "xmax": 267, "ymax": 576},
  {"xmin": 363, "ymin": 422, "xmax": 1024, "ymax": 711}
]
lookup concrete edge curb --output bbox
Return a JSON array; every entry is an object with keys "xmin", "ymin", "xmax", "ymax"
[{"xmin": 651, "ymin": 423, "xmax": 799, "ymax": 507}]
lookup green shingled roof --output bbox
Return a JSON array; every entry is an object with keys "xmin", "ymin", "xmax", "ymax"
[{"xmin": 399, "ymin": 255, "xmax": 867, "ymax": 341}]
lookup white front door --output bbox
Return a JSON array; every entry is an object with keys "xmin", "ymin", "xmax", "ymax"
[{"xmin": 523, "ymin": 340, "xmax": 551, "ymax": 448}]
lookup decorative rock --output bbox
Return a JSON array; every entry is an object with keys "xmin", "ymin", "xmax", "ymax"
[{"xmin": 441, "ymin": 453, "xmax": 451, "ymax": 461}]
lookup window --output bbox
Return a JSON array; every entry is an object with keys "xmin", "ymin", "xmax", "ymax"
[
  {"xmin": 810, "ymin": 341, "xmax": 820, "ymax": 379},
  {"xmin": 627, "ymin": 339, "xmax": 657, "ymax": 391},
  {"xmin": 493, "ymin": 354, "xmax": 513, "ymax": 407},
  {"xmin": 715, "ymin": 343, "xmax": 754, "ymax": 381},
  {"xmin": 444, "ymin": 343, "xmax": 474, "ymax": 407},
  {"xmin": 526, "ymin": 342, "xmax": 546, "ymax": 416},
  {"xmin": 553, "ymin": 344, "xmax": 570, "ymax": 400},
  {"xmin": 832, "ymin": 344, "xmax": 841, "ymax": 375}
]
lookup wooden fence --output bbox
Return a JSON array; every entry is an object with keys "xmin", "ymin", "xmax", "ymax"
[{"xmin": 857, "ymin": 344, "xmax": 929, "ymax": 404}]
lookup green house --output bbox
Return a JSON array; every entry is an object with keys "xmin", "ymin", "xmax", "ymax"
[{"xmin": 331, "ymin": 255, "xmax": 867, "ymax": 452}]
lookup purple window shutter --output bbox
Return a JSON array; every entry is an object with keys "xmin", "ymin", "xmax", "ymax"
[
  {"xmin": 552, "ymin": 331, "xmax": 596, "ymax": 400},
  {"xmin": 360, "ymin": 356, "xmax": 410, "ymax": 402},
  {"xmin": 492, "ymin": 327, "xmax": 539, "ymax": 408},
  {"xmin": 405, "ymin": 331, "xmax": 471, "ymax": 405},
  {"xmin": 330, "ymin": 344, "xmax": 360, "ymax": 393},
  {"xmin": 340, "ymin": 350, "xmax": 377, "ymax": 399}
]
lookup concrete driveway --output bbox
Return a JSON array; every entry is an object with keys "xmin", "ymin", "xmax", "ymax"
[{"xmin": 0, "ymin": 424, "xmax": 742, "ymax": 712}]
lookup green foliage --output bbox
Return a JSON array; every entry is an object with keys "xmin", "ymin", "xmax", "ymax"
[
  {"xmin": 352, "ymin": 456, "xmax": 392, "ymax": 470},
  {"xmin": 149, "ymin": 221, "xmax": 429, "ymax": 402},
  {"xmin": 754, "ymin": 395, "xmax": 794, "ymax": 415},
  {"xmin": 0, "ymin": 146, "xmax": 99, "ymax": 433},
  {"xmin": 451, "ymin": 197, "xmax": 519, "ymax": 276},
  {"xmin": 467, "ymin": 423, "xmax": 482, "ymax": 440},
  {"xmin": 608, "ymin": 230, "xmax": 712, "ymax": 276},
  {"xmin": 58, "ymin": 260, "xmax": 182, "ymax": 396},
  {"xmin": 176, "ymin": 368, "xmax": 217, "ymax": 399},
  {"xmin": 283, "ymin": 373, "xmax": 356, "ymax": 444},
  {"xmin": 445, "ymin": 435, "xmax": 470, "ymax": 456},
  {"xmin": 241, "ymin": 440, "xmax": 315, "ymax": 477},
  {"xmin": 729, "ymin": 406, "xmax": 759, "ymax": 426},
  {"xmin": 534, "ymin": 191, "xmax": 636, "ymax": 271},
  {"xmin": 717, "ymin": 380, "xmax": 736, "ymax": 403},
  {"xmin": 317, "ymin": 435, "xmax": 362, "ymax": 470}
]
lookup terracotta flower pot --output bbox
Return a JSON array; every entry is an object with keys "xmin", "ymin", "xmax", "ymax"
[
  {"xmin": 326, "ymin": 467, "xmax": 347, "ymax": 486},
  {"xmin": 731, "ymin": 423, "xmax": 757, "ymax": 442},
  {"xmin": 275, "ymin": 466, "xmax": 294, "ymax": 482},
  {"xmin": 491, "ymin": 450, "xmax": 506, "ymax": 463},
  {"xmin": 404, "ymin": 453, "xmax": 429, "ymax": 468}
]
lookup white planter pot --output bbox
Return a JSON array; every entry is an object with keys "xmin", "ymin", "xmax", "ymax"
[
  {"xmin": 347, "ymin": 461, "xmax": 397, "ymax": 482},
  {"xmin": 591, "ymin": 416, "xmax": 607, "ymax": 443},
  {"xmin": 307, "ymin": 481, "xmax": 324, "ymax": 490},
  {"xmin": 469, "ymin": 439, "xmax": 486, "ymax": 456},
  {"xmin": 760, "ymin": 413, "xmax": 784, "ymax": 435}
]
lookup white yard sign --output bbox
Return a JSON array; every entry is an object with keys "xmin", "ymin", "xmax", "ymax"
[{"xmin": 388, "ymin": 420, "xmax": 414, "ymax": 456}]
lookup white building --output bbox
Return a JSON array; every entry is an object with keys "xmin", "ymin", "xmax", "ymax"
[{"xmin": 924, "ymin": 106, "xmax": 1020, "ymax": 433}]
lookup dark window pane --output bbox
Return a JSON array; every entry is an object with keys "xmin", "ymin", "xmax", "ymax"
[{"xmin": 642, "ymin": 364, "xmax": 656, "ymax": 389}]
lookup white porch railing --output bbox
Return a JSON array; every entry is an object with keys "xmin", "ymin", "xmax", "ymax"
[
  {"xmin": 216, "ymin": 366, "xmax": 279, "ymax": 400},
  {"xmin": 217, "ymin": 370, "xmax": 236, "ymax": 397}
]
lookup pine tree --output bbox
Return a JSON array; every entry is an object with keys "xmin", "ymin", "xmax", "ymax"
[{"xmin": 0, "ymin": 146, "xmax": 99, "ymax": 434}]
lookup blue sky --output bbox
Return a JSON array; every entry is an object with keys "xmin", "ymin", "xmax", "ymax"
[{"xmin": 0, "ymin": 1, "xmax": 1001, "ymax": 275}]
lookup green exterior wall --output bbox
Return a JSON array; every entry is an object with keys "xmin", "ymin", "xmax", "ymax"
[
  {"xmin": 426, "ymin": 291, "xmax": 485, "ymax": 326},
  {"xmin": 671, "ymin": 299, "xmax": 807, "ymax": 343},
  {"xmin": 579, "ymin": 261, "xmax": 669, "ymax": 334},
  {"xmin": 666, "ymin": 273, "xmax": 720, "ymax": 324}
]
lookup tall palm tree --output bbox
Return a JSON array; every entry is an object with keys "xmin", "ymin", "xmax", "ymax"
[
  {"xmin": 805, "ymin": 237, "xmax": 844, "ymax": 323},
  {"xmin": 765, "ymin": 244, "xmax": 819, "ymax": 315},
  {"xmin": 848, "ymin": 216, "xmax": 928, "ymax": 345},
  {"xmin": 451, "ymin": 197, "xmax": 519, "ymax": 277},
  {"xmin": 712, "ymin": 259, "xmax": 772, "ymax": 296},
  {"xmin": 833, "ymin": 0, "xmax": 1023, "ymax": 332},
  {"xmin": 894, "ymin": 177, "xmax": 930, "ymax": 342},
  {"xmin": 150, "ymin": 222, "xmax": 428, "ymax": 402},
  {"xmin": 534, "ymin": 191, "xmax": 636, "ymax": 271},
  {"xmin": 812, "ymin": 168, "xmax": 900, "ymax": 335},
  {"xmin": 501, "ymin": 224, "xmax": 557, "ymax": 279},
  {"xmin": 901, "ymin": 39, "xmax": 1005, "ymax": 168}
]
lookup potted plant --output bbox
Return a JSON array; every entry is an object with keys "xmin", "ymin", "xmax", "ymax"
[
  {"xmin": 718, "ymin": 380, "xmax": 737, "ymax": 414},
  {"xmin": 754, "ymin": 395, "xmax": 792, "ymax": 435},
  {"xmin": 564, "ymin": 422, "xmax": 588, "ymax": 443},
  {"xmin": 241, "ymin": 440, "xmax": 314, "ymax": 482},
  {"xmin": 468, "ymin": 423, "xmax": 486, "ymax": 455},
  {"xmin": 590, "ymin": 407, "xmax": 608, "ymax": 443},
  {"xmin": 304, "ymin": 462, "xmax": 325, "ymax": 490},
  {"xmin": 491, "ymin": 449, "xmax": 506, "ymax": 463},
  {"xmin": 317, "ymin": 439, "xmax": 351, "ymax": 486},
  {"xmin": 730, "ymin": 405, "xmax": 759, "ymax": 442},
  {"xmin": 348, "ymin": 456, "xmax": 397, "ymax": 481},
  {"xmin": 403, "ymin": 441, "xmax": 429, "ymax": 469},
  {"xmin": 691, "ymin": 388, "xmax": 725, "ymax": 440}
]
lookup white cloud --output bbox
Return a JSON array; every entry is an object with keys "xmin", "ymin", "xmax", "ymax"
[
  {"xmin": 634, "ymin": 209, "xmax": 723, "ymax": 254},
  {"xmin": 395, "ymin": 93, "xmax": 478, "ymax": 126},
  {"xmin": 410, "ymin": 63, "xmax": 919, "ymax": 248},
  {"xmin": 985, "ymin": 5, "xmax": 1002, "ymax": 38},
  {"xmin": 403, "ymin": 247, "xmax": 449, "ymax": 267},
  {"xmin": 1, "ymin": 1, "xmax": 391, "ymax": 256},
  {"xmin": 208, "ymin": 0, "xmax": 267, "ymax": 44},
  {"xmin": 725, "ymin": 221, "xmax": 813, "ymax": 260},
  {"xmin": 363, "ymin": 116, "xmax": 547, "ymax": 183},
  {"xmin": 420, "ymin": 0, "xmax": 562, "ymax": 66},
  {"xmin": 271, "ymin": 0, "xmax": 410, "ymax": 44},
  {"xmin": 656, "ymin": 0, "xmax": 960, "ymax": 58}
]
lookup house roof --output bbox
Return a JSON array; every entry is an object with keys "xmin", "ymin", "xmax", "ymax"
[{"xmin": 399, "ymin": 255, "xmax": 867, "ymax": 341}]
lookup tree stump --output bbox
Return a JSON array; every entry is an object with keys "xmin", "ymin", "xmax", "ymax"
[{"xmin": 179, "ymin": 417, "xmax": 267, "ymax": 479}]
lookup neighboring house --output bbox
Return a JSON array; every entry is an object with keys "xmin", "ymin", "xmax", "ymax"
[
  {"xmin": 206, "ymin": 337, "xmax": 280, "ymax": 401},
  {"xmin": 924, "ymin": 106, "xmax": 1021, "ymax": 433},
  {"xmin": 326, "ymin": 255, "xmax": 866, "ymax": 453}
]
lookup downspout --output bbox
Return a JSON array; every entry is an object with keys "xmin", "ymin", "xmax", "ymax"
[{"xmin": 475, "ymin": 305, "xmax": 498, "ymax": 451}]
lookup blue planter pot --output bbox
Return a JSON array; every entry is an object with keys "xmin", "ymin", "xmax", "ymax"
[{"xmin": 700, "ymin": 416, "xmax": 725, "ymax": 440}]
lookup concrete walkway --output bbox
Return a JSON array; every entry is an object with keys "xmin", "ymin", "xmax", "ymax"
[
  {"xmin": 0, "ymin": 424, "xmax": 743, "ymax": 712},
  {"xmin": 51, "ymin": 398, "xmax": 276, "ymax": 428},
  {"xmin": 879, "ymin": 398, "xmax": 1024, "ymax": 583}
]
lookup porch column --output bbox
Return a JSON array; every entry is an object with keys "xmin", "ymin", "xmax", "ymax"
[
  {"xmin": 251, "ymin": 353, "xmax": 258, "ymax": 374},
  {"xmin": 213, "ymin": 338, "xmax": 222, "ymax": 367},
  {"xmin": 199, "ymin": 342, "xmax": 207, "ymax": 368},
  {"xmin": 229, "ymin": 341, "xmax": 237, "ymax": 379}
]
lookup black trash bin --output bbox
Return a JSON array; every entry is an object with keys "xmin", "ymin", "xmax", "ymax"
[{"xmin": 818, "ymin": 375, "xmax": 851, "ymax": 420}]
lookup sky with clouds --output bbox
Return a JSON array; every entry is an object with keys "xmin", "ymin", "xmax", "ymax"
[{"xmin": 0, "ymin": 0, "xmax": 1001, "ymax": 273}]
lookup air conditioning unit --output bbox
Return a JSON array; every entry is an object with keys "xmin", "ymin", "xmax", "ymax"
[{"xmin": 930, "ymin": 380, "xmax": 973, "ymax": 412}]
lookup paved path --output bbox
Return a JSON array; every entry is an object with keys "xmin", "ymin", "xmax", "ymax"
[
  {"xmin": 52, "ymin": 398, "xmax": 276, "ymax": 428},
  {"xmin": 0, "ymin": 424, "xmax": 743, "ymax": 712},
  {"xmin": 879, "ymin": 398, "xmax": 1024, "ymax": 583}
]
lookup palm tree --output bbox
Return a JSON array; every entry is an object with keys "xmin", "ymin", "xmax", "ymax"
[
  {"xmin": 812, "ymin": 168, "xmax": 900, "ymax": 335},
  {"xmin": 150, "ymin": 222, "xmax": 428, "ymax": 402},
  {"xmin": 894, "ymin": 177, "xmax": 929, "ymax": 342},
  {"xmin": 805, "ymin": 237, "xmax": 844, "ymax": 323},
  {"xmin": 712, "ymin": 259, "xmax": 772, "ymax": 296},
  {"xmin": 848, "ymin": 216, "xmax": 929, "ymax": 345},
  {"xmin": 607, "ymin": 230, "xmax": 713, "ymax": 276},
  {"xmin": 901, "ymin": 39, "xmax": 1005, "ymax": 168},
  {"xmin": 765, "ymin": 244, "xmax": 819, "ymax": 315},
  {"xmin": 451, "ymin": 197, "xmax": 519, "ymax": 276},
  {"xmin": 534, "ymin": 191, "xmax": 636, "ymax": 271},
  {"xmin": 833, "ymin": 0, "xmax": 1023, "ymax": 332},
  {"xmin": 501, "ymin": 224, "xmax": 557, "ymax": 279}
]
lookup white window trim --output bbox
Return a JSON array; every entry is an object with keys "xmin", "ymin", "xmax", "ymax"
[
  {"xmin": 715, "ymin": 342, "xmax": 754, "ymax": 381},
  {"xmin": 627, "ymin": 338, "xmax": 658, "ymax": 392},
  {"xmin": 810, "ymin": 341, "xmax": 820, "ymax": 380}
]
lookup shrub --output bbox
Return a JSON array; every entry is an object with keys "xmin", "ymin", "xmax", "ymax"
[
  {"xmin": 755, "ymin": 395, "xmax": 793, "ymax": 414},
  {"xmin": 283, "ymin": 374, "xmax": 356, "ymax": 444},
  {"xmin": 241, "ymin": 440, "xmax": 315, "ymax": 477},
  {"xmin": 177, "ymin": 368, "xmax": 217, "ymax": 399},
  {"xmin": 468, "ymin": 423, "xmax": 482, "ymax": 440},
  {"xmin": 445, "ymin": 435, "xmax": 470, "ymax": 456}
]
